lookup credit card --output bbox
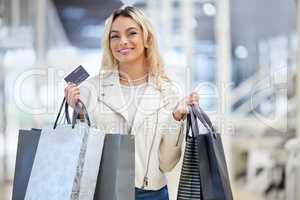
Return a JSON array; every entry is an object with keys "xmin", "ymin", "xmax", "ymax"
[{"xmin": 64, "ymin": 65, "xmax": 90, "ymax": 85}]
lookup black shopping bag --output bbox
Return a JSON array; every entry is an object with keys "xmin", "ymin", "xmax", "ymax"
[
  {"xmin": 94, "ymin": 134, "xmax": 135, "ymax": 200},
  {"xmin": 177, "ymin": 105, "xmax": 233, "ymax": 200},
  {"xmin": 12, "ymin": 128, "xmax": 41, "ymax": 200}
]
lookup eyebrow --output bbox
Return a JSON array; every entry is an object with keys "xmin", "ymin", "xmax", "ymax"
[{"xmin": 110, "ymin": 27, "xmax": 139, "ymax": 34}]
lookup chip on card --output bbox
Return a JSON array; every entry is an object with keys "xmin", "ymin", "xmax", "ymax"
[{"xmin": 64, "ymin": 65, "xmax": 90, "ymax": 85}]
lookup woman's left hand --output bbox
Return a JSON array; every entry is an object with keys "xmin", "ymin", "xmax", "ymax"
[{"xmin": 173, "ymin": 92, "xmax": 200, "ymax": 121}]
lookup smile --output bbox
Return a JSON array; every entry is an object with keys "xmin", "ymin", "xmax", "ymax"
[{"xmin": 117, "ymin": 48, "xmax": 134, "ymax": 55}]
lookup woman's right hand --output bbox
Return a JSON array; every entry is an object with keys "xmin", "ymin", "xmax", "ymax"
[{"xmin": 64, "ymin": 83, "xmax": 80, "ymax": 109}]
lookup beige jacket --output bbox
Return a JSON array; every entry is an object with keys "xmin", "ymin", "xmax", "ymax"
[{"xmin": 79, "ymin": 71, "xmax": 185, "ymax": 190}]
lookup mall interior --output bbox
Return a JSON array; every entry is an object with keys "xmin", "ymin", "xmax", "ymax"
[{"xmin": 0, "ymin": 0, "xmax": 298, "ymax": 199}]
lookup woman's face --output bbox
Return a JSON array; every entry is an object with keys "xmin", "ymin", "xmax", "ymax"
[{"xmin": 109, "ymin": 16, "xmax": 146, "ymax": 65}]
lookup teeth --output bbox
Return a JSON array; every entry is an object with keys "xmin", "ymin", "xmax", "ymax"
[
  {"xmin": 119, "ymin": 48, "xmax": 131, "ymax": 54},
  {"xmin": 118, "ymin": 48, "xmax": 134, "ymax": 52}
]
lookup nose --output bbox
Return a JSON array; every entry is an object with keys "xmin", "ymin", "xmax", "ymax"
[{"xmin": 120, "ymin": 36, "xmax": 129, "ymax": 46}]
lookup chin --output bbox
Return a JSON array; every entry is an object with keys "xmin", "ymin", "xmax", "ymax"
[{"xmin": 117, "ymin": 56, "xmax": 137, "ymax": 64}]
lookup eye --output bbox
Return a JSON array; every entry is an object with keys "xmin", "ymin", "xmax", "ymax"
[
  {"xmin": 129, "ymin": 32, "xmax": 137, "ymax": 36},
  {"xmin": 110, "ymin": 35, "xmax": 119, "ymax": 39}
]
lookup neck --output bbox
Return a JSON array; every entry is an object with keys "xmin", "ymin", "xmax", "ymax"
[{"xmin": 118, "ymin": 57, "xmax": 148, "ymax": 85}]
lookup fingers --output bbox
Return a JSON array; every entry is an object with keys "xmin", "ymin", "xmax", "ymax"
[
  {"xmin": 187, "ymin": 92, "xmax": 199, "ymax": 105},
  {"xmin": 65, "ymin": 83, "xmax": 75, "ymax": 96},
  {"xmin": 69, "ymin": 90, "xmax": 80, "ymax": 104},
  {"xmin": 174, "ymin": 92, "xmax": 199, "ymax": 121},
  {"xmin": 64, "ymin": 83, "xmax": 80, "ymax": 108}
]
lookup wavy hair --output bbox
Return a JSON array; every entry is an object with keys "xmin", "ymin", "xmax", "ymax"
[{"xmin": 100, "ymin": 5, "xmax": 170, "ymax": 88}]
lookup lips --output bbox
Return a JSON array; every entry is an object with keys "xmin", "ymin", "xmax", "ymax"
[{"xmin": 118, "ymin": 48, "xmax": 134, "ymax": 55}]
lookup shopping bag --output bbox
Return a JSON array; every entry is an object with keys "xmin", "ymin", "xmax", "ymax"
[
  {"xmin": 177, "ymin": 105, "xmax": 233, "ymax": 200},
  {"xmin": 24, "ymin": 99, "xmax": 89, "ymax": 200},
  {"xmin": 12, "ymin": 128, "xmax": 41, "ymax": 200},
  {"xmin": 24, "ymin": 124, "xmax": 88, "ymax": 200},
  {"xmin": 93, "ymin": 134, "xmax": 135, "ymax": 200},
  {"xmin": 12, "ymin": 97, "xmax": 104, "ymax": 200},
  {"xmin": 78, "ymin": 128, "xmax": 105, "ymax": 200},
  {"xmin": 285, "ymin": 138, "xmax": 300, "ymax": 200}
]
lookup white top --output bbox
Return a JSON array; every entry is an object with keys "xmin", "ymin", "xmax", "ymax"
[{"xmin": 120, "ymin": 82, "xmax": 148, "ymax": 133}]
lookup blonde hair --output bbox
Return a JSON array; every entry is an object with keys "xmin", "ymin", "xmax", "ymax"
[{"xmin": 100, "ymin": 5, "xmax": 170, "ymax": 88}]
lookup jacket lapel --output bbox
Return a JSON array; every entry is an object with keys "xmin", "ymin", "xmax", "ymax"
[
  {"xmin": 97, "ymin": 71, "xmax": 129, "ymax": 122},
  {"xmin": 97, "ymin": 72, "xmax": 167, "ymax": 134}
]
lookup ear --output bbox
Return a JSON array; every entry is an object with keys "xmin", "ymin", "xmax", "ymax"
[
  {"xmin": 144, "ymin": 38, "xmax": 149, "ymax": 48},
  {"xmin": 143, "ymin": 33, "xmax": 151, "ymax": 48},
  {"xmin": 144, "ymin": 38, "xmax": 151, "ymax": 49}
]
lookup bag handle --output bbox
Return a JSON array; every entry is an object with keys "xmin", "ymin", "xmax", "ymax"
[
  {"xmin": 53, "ymin": 97, "xmax": 71, "ymax": 129},
  {"xmin": 191, "ymin": 105, "xmax": 217, "ymax": 138},
  {"xmin": 185, "ymin": 111, "xmax": 192, "ymax": 139},
  {"xmin": 65, "ymin": 101, "xmax": 71, "ymax": 123},
  {"xmin": 186, "ymin": 105, "xmax": 201, "ymax": 138},
  {"xmin": 185, "ymin": 105, "xmax": 216, "ymax": 138},
  {"xmin": 193, "ymin": 105, "xmax": 214, "ymax": 132},
  {"xmin": 71, "ymin": 99, "xmax": 91, "ymax": 128},
  {"xmin": 53, "ymin": 98, "xmax": 91, "ymax": 129}
]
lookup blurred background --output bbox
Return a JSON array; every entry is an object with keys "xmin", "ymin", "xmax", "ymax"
[{"xmin": 0, "ymin": 0, "xmax": 298, "ymax": 199}]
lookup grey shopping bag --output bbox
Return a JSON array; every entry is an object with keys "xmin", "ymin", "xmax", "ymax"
[
  {"xmin": 285, "ymin": 139, "xmax": 300, "ymax": 200},
  {"xmin": 13, "ymin": 98, "xmax": 105, "ymax": 200},
  {"xmin": 93, "ymin": 134, "xmax": 135, "ymax": 200},
  {"xmin": 22, "ymin": 99, "xmax": 104, "ymax": 200},
  {"xmin": 12, "ymin": 98, "xmax": 72, "ymax": 200},
  {"xmin": 12, "ymin": 129, "xmax": 41, "ymax": 200},
  {"xmin": 177, "ymin": 105, "xmax": 233, "ymax": 200},
  {"xmin": 25, "ymin": 124, "xmax": 88, "ymax": 200},
  {"xmin": 78, "ymin": 128, "xmax": 105, "ymax": 200},
  {"xmin": 24, "ymin": 98, "xmax": 91, "ymax": 200}
]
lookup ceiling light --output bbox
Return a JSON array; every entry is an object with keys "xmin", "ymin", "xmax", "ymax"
[
  {"xmin": 203, "ymin": 3, "xmax": 216, "ymax": 17},
  {"xmin": 235, "ymin": 45, "xmax": 248, "ymax": 59}
]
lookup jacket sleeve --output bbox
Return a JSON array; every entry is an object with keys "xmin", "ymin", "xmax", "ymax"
[
  {"xmin": 159, "ymin": 116, "xmax": 185, "ymax": 172},
  {"xmin": 158, "ymin": 81, "xmax": 186, "ymax": 172},
  {"xmin": 78, "ymin": 77, "xmax": 98, "ymax": 126}
]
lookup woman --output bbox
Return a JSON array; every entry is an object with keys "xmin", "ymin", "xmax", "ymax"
[{"xmin": 65, "ymin": 6, "xmax": 199, "ymax": 200}]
